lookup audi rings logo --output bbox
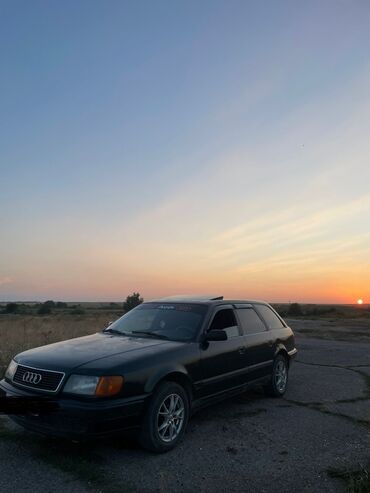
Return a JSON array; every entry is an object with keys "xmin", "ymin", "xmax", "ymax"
[{"xmin": 22, "ymin": 371, "xmax": 42, "ymax": 385}]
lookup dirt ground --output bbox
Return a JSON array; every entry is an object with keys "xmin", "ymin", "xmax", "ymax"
[{"xmin": 288, "ymin": 316, "xmax": 370, "ymax": 343}]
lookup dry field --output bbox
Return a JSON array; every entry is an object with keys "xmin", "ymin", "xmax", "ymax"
[
  {"xmin": 0, "ymin": 302, "xmax": 369, "ymax": 376},
  {"xmin": 0, "ymin": 311, "xmax": 121, "ymax": 374}
]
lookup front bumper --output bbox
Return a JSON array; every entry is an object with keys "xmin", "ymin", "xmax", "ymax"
[{"xmin": 0, "ymin": 379, "xmax": 148, "ymax": 440}]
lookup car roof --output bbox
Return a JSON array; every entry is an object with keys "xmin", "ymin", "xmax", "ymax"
[{"xmin": 148, "ymin": 295, "xmax": 269, "ymax": 306}]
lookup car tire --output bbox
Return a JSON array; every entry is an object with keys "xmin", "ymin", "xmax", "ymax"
[
  {"xmin": 139, "ymin": 381, "xmax": 189, "ymax": 453},
  {"xmin": 264, "ymin": 354, "xmax": 289, "ymax": 397}
]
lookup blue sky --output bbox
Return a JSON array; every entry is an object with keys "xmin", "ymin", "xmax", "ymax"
[{"xmin": 1, "ymin": 1, "xmax": 370, "ymax": 302}]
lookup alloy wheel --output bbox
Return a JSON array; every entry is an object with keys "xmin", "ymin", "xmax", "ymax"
[
  {"xmin": 275, "ymin": 360, "xmax": 287, "ymax": 393},
  {"xmin": 157, "ymin": 393, "xmax": 185, "ymax": 443}
]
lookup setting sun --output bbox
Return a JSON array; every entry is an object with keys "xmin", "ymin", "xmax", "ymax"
[{"xmin": 357, "ymin": 299, "xmax": 364, "ymax": 305}]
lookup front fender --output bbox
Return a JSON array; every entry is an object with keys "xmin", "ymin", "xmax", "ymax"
[{"xmin": 144, "ymin": 365, "xmax": 190, "ymax": 394}]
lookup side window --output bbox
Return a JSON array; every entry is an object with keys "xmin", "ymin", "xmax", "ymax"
[
  {"xmin": 255, "ymin": 304, "xmax": 285, "ymax": 330},
  {"xmin": 236, "ymin": 308, "xmax": 266, "ymax": 335},
  {"xmin": 209, "ymin": 309, "xmax": 240, "ymax": 338}
]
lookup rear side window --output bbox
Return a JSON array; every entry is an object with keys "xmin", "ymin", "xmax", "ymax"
[
  {"xmin": 209, "ymin": 309, "xmax": 240, "ymax": 338},
  {"xmin": 255, "ymin": 305, "xmax": 285, "ymax": 330},
  {"xmin": 236, "ymin": 309, "xmax": 266, "ymax": 334}
]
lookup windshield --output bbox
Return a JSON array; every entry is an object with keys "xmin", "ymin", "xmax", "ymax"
[{"xmin": 105, "ymin": 302, "xmax": 208, "ymax": 342}]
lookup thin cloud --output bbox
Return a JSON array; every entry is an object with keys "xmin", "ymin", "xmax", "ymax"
[{"xmin": 0, "ymin": 277, "xmax": 13, "ymax": 286}]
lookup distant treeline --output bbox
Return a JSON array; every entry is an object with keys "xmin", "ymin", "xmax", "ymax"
[
  {"xmin": 272, "ymin": 302, "xmax": 369, "ymax": 318},
  {"xmin": 1, "ymin": 301, "xmax": 87, "ymax": 316},
  {"xmin": 0, "ymin": 292, "xmax": 144, "ymax": 316},
  {"xmin": 1, "ymin": 297, "xmax": 368, "ymax": 318}
]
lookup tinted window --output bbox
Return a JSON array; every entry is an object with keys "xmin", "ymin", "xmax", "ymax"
[
  {"xmin": 209, "ymin": 309, "xmax": 240, "ymax": 338},
  {"xmin": 236, "ymin": 309, "xmax": 266, "ymax": 334},
  {"xmin": 108, "ymin": 303, "xmax": 207, "ymax": 341},
  {"xmin": 255, "ymin": 305, "xmax": 285, "ymax": 329}
]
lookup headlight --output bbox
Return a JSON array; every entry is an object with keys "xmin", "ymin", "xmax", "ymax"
[
  {"xmin": 63, "ymin": 374, "xmax": 124, "ymax": 397},
  {"xmin": 63, "ymin": 375, "xmax": 99, "ymax": 395},
  {"xmin": 5, "ymin": 360, "xmax": 18, "ymax": 381}
]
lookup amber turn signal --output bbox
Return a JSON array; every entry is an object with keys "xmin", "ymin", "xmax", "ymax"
[{"xmin": 95, "ymin": 376, "xmax": 124, "ymax": 397}]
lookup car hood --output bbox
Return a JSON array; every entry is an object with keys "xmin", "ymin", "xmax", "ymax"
[{"xmin": 15, "ymin": 332, "xmax": 171, "ymax": 373}]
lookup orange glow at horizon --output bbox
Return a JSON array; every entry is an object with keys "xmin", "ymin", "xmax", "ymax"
[{"xmin": 357, "ymin": 299, "xmax": 363, "ymax": 305}]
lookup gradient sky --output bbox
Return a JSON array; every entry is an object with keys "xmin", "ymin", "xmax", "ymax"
[{"xmin": 1, "ymin": 0, "xmax": 370, "ymax": 303}]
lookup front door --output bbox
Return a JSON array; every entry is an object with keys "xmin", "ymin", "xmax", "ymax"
[{"xmin": 198, "ymin": 306, "xmax": 247, "ymax": 398}]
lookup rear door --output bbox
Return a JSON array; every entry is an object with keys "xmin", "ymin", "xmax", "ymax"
[
  {"xmin": 234, "ymin": 304, "xmax": 275, "ymax": 381},
  {"xmin": 198, "ymin": 305, "xmax": 247, "ymax": 397}
]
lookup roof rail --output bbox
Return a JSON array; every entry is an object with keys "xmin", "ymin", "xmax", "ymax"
[{"xmin": 156, "ymin": 294, "xmax": 224, "ymax": 301}]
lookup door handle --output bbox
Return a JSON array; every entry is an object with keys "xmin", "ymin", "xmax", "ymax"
[{"xmin": 238, "ymin": 346, "xmax": 246, "ymax": 354}]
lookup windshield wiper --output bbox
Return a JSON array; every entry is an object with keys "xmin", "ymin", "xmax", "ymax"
[
  {"xmin": 131, "ymin": 330, "xmax": 169, "ymax": 340},
  {"xmin": 103, "ymin": 328, "xmax": 129, "ymax": 336}
]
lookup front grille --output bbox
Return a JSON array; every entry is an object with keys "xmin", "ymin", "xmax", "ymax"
[{"xmin": 13, "ymin": 364, "xmax": 65, "ymax": 393}]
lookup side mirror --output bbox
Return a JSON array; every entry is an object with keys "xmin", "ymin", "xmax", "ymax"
[{"xmin": 205, "ymin": 329, "xmax": 228, "ymax": 342}]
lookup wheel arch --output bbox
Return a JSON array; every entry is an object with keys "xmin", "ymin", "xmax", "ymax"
[
  {"xmin": 274, "ymin": 345, "xmax": 290, "ymax": 367},
  {"xmin": 145, "ymin": 368, "xmax": 193, "ymax": 403}
]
